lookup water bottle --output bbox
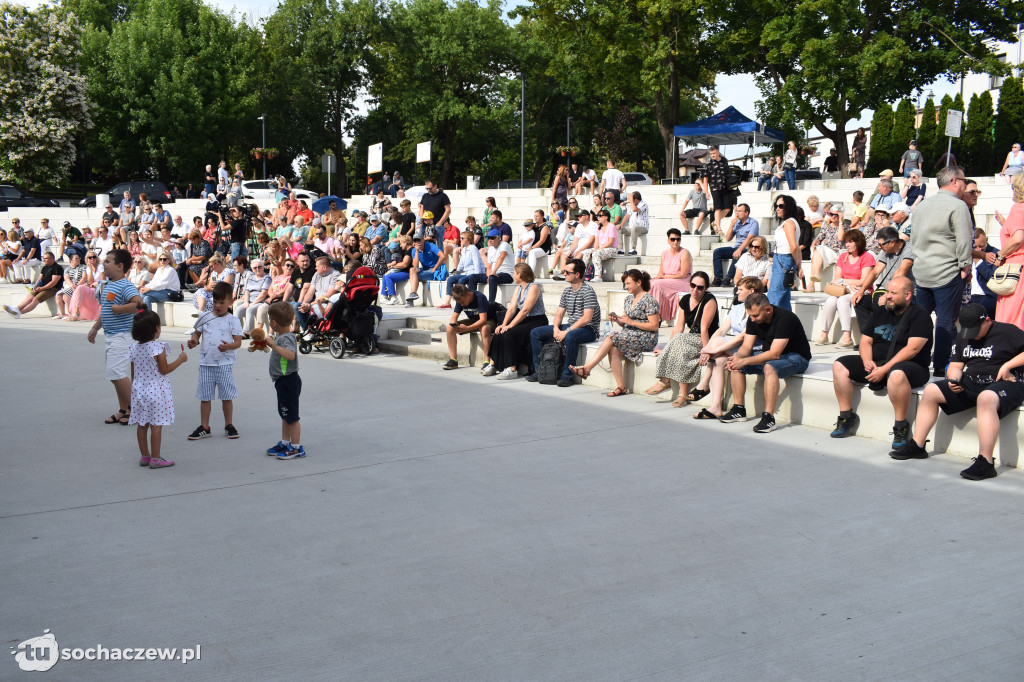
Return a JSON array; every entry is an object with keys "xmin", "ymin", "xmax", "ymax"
[{"xmin": 603, "ymin": 320, "xmax": 612, "ymax": 337}]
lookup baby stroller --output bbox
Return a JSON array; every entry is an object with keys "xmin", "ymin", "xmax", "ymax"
[{"xmin": 298, "ymin": 266, "xmax": 382, "ymax": 358}]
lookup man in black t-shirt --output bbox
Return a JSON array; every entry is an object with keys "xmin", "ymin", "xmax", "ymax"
[
  {"xmin": 831, "ymin": 277, "xmax": 933, "ymax": 445},
  {"xmin": 722, "ymin": 293, "xmax": 811, "ymax": 433},
  {"xmin": 440, "ymin": 284, "xmax": 495, "ymax": 370},
  {"xmin": 220, "ymin": 207, "xmax": 249, "ymax": 261},
  {"xmin": 891, "ymin": 303, "xmax": 1024, "ymax": 481},
  {"xmin": 698, "ymin": 147, "xmax": 733, "ymax": 235},
  {"xmin": 4, "ymin": 252, "xmax": 64, "ymax": 318},
  {"xmin": 287, "ymin": 251, "xmax": 316, "ymax": 330},
  {"xmin": 418, "ymin": 179, "xmax": 451, "ymax": 249}
]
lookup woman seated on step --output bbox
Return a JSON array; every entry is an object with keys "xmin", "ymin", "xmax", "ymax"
[
  {"xmin": 685, "ymin": 276, "xmax": 765, "ymax": 420},
  {"xmin": 485, "ymin": 263, "xmax": 548, "ymax": 380},
  {"xmin": 569, "ymin": 269, "xmax": 661, "ymax": 396},
  {"xmin": 643, "ymin": 271, "xmax": 718, "ymax": 407},
  {"xmin": 814, "ymin": 228, "xmax": 875, "ymax": 349}
]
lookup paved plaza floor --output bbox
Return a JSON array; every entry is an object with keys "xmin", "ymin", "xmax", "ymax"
[{"xmin": 3, "ymin": 318, "xmax": 1024, "ymax": 680}]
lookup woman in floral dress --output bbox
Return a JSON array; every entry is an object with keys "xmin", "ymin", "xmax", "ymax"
[{"xmin": 570, "ymin": 269, "xmax": 661, "ymax": 396}]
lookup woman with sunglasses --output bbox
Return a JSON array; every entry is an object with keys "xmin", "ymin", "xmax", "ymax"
[
  {"xmin": 767, "ymin": 194, "xmax": 803, "ymax": 310},
  {"xmin": 649, "ymin": 228, "xmax": 692, "ymax": 325},
  {"xmin": 140, "ymin": 254, "xmax": 181, "ymax": 308},
  {"xmin": 816, "ymin": 229, "xmax": 875, "ymax": 348},
  {"xmin": 732, "ymin": 236, "xmax": 771, "ymax": 288},
  {"xmin": 901, "ymin": 169, "xmax": 927, "ymax": 210},
  {"xmin": 57, "ymin": 252, "xmax": 85, "ymax": 319},
  {"xmin": 645, "ymin": 271, "xmax": 718, "ymax": 407},
  {"xmin": 806, "ymin": 205, "xmax": 845, "ymax": 291},
  {"xmin": 68, "ymin": 252, "xmax": 104, "ymax": 321}
]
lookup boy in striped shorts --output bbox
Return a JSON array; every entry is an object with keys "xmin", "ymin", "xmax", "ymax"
[{"xmin": 186, "ymin": 281, "xmax": 243, "ymax": 440}]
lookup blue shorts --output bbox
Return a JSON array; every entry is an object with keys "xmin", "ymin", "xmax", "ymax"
[
  {"xmin": 740, "ymin": 351, "xmax": 809, "ymax": 379},
  {"xmin": 196, "ymin": 365, "xmax": 238, "ymax": 401}
]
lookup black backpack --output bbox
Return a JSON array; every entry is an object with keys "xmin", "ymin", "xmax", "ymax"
[{"xmin": 536, "ymin": 341, "xmax": 565, "ymax": 384}]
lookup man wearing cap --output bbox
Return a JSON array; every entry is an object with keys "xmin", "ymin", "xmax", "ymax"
[
  {"xmin": 908, "ymin": 166, "xmax": 973, "ymax": 376},
  {"xmin": 4, "ymin": 251, "xmax": 63, "ymax": 318},
  {"xmin": 899, "ymin": 140, "xmax": 924, "ymax": 179},
  {"xmin": 404, "ymin": 233, "xmax": 443, "ymax": 307},
  {"xmin": 12, "ymin": 227, "xmax": 41, "ymax": 283},
  {"xmin": 869, "ymin": 177, "xmax": 899, "ymax": 211},
  {"xmin": 889, "ymin": 202, "xmax": 912, "ymax": 240},
  {"xmin": 60, "ymin": 220, "xmax": 86, "ymax": 261},
  {"xmin": 365, "ymin": 214, "xmax": 388, "ymax": 247},
  {"xmin": 890, "ymin": 302, "xmax": 1024, "ymax": 481},
  {"xmin": 830, "ymin": 277, "xmax": 932, "ymax": 444},
  {"xmin": 350, "ymin": 212, "xmax": 369, "ymax": 238},
  {"xmin": 483, "ymin": 229, "xmax": 515, "ymax": 304},
  {"xmin": 528, "ymin": 257, "xmax": 602, "ymax": 387},
  {"xmin": 852, "ymin": 226, "xmax": 915, "ymax": 330}
]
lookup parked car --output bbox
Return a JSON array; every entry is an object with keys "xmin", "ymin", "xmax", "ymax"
[
  {"xmin": 77, "ymin": 180, "xmax": 176, "ymax": 207},
  {"xmin": 0, "ymin": 184, "xmax": 60, "ymax": 211},
  {"xmin": 240, "ymin": 180, "xmax": 317, "ymax": 204},
  {"xmin": 622, "ymin": 172, "xmax": 654, "ymax": 186}
]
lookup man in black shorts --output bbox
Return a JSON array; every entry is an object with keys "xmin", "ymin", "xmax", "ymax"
[
  {"xmin": 830, "ymin": 277, "xmax": 932, "ymax": 447},
  {"xmin": 890, "ymin": 303, "xmax": 1024, "ymax": 481},
  {"xmin": 699, "ymin": 147, "xmax": 732, "ymax": 235}
]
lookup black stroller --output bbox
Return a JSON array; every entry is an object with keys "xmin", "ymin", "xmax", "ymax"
[{"xmin": 297, "ymin": 266, "xmax": 381, "ymax": 358}]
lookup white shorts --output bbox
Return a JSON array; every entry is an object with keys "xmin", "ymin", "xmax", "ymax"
[
  {"xmin": 104, "ymin": 332, "xmax": 132, "ymax": 381},
  {"xmin": 196, "ymin": 365, "xmax": 238, "ymax": 401}
]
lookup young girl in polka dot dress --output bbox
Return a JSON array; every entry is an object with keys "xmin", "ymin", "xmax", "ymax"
[{"xmin": 130, "ymin": 311, "xmax": 188, "ymax": 468}]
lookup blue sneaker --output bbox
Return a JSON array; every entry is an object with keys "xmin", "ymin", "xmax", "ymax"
[
  {"xmin": 266, "ymin": 441, "xmax": 289, "ymax": 456},
  {"xmin": 278, "ymin": 445, "xmax": 306, "ymax": 460},
  {"xmin": 829, "ymin": 413, "xmax": 859, "ymax": 438},
  {"xmin": 890, "ymin": 424, "xmax": 909, "ymax": 449}
]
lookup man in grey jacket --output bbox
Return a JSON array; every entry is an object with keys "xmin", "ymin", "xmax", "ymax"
[{"xmin": 908, "ymin": 166, "xmax": 973, "ymax": 376}]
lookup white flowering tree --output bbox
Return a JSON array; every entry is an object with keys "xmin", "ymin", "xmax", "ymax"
[{"xmin": 0, "ymin": 3, "xmax": 92, "ymax": 188}]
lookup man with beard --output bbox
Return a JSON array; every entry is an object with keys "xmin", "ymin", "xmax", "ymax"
[{"xmin": 829, "ymin": 277, "xmax": 933, "ymax": 448}]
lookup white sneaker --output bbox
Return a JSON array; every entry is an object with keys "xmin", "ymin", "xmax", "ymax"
[
  {"xmin": 496, "ymin": 367, "xmax": 518, "ymax": 380},
  {"xmin": 406, "ymin": 292, "xmax": 419, "ymax": 300},
  {"xmin": 4, "ymin": 305, "xmax": 20, "ymax": 318},
  {"xmin": 481, "ymin": 364, "xmax": 496, "ymax": 376},
  {"xmin": 592, "ymin": 277, "xmax": 604, "ymax": 283}
]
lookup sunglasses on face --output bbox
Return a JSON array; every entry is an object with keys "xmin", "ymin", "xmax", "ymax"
[
  {"xmin": 750, "ymin": 246, "xmax": 763, "ymax": 251},
  {"xmin": 692, "ymin": 284, "xmax": 706, "ymax": 291},
  {"xmin": 775, "ymin": 204, "xmax": 785, "ymax": 209},
  {"xmin": 668, "ymin": 237, "xmax": 680, "ymax": 242},
  {"xmin": 876, "ymin": 240, "xmax": 891, "ymax": 246},
  {"xmin": 966, "ymin": 190, "xmax": 981, "ymax": 196}
]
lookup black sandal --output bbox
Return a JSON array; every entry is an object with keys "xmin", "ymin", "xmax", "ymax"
[
  {"xmin": 687, "ymin": 388, "xmax": 710, "ymax": 402},
  {"xmin": 119, "ymin": 410, "xmax": 131, "ymax": 425},
  {"xmin": 105, "ymin": 409, "xmax": 127, "ymax": 425},
  {"xmin": 693, "ymin": 408, "xmax": 719, "ymax": 420}
]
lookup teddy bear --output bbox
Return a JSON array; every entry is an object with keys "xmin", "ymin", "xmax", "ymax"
[{"xmin": 248, "ymin": 327, "xmax": 270, "ymax": 352}]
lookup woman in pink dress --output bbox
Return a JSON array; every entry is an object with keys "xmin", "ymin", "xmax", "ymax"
[
  {"xmin": 69, "ymin": 252, "xmax": 103, "ymax": 321},
  {"xmin": 649, "ymin": 228, "xmax": 692, "ymax": 325},
  {"xmin": 995, "ymin": 174, "xmax": 1024, "ymax": 329}
]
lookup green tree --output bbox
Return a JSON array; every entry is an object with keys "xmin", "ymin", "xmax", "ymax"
[
  {"xmin": 866, "ymin": 105, "xmax": 893, "ymax": 175},
  {"xmin": 514, "ymin": 0, "xmax": 715, "ymax": 178},
  {"xmin": 370, "ymin": 0, "xmax": 517, "ymax": 188},
  {"xmin": 263, "ymin": 0, "xmax": 376, "ymax": 197},
  {"xmin": 725, "ymin": 0, "xmax": 1024, "ymax": 174},
  {"xmin": 995, "ymin": 76, "xmax": 1024, "ymax": 170},
  {"xmin": 78, "ymin": 0, "xmax": 262, "ymax": 181},
  {"xmin": 934, "ymin": 94, "xmax": 953, "ymax": 164},
  {"xmin": 916, "ymin": 97, "xmax": 938, "ymax": 165},
  {"xmin": 0, "ymin": 3, "xmax": 92, "ymax": 188},
  {"xmin": 962, "ymin": 91, "xmax": 995, "ymax": 174},
  {"xmin": 892, "ymin": 99, "xmax": 916, "ymax": 166}
]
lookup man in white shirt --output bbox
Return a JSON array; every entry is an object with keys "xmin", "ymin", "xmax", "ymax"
[
  {"xmin": 90, "ymin": 220, "xmax": 116, "ymax": 260},
  {"xmin": 170, "ymin": 215, "xmax": 189, "ymax": 239},
  {"xmin": 554, "ymin": 213, "xmax": 597, "ymax": 280},
  {"xmin": 598, "ymin": 159, "xmax": 626, "ymax": 203},
  {"xmin": 621, "ymin": 191, "xmax": 649, "ymax": 256},
  {"xmin": 217, "ymin": 161, "xmax": 230, "ymax": 188}
]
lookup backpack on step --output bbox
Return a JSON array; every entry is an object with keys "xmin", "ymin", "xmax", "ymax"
[{"xmin": 536, "ymin": 340, "xmax": 565, "ymax": 384}]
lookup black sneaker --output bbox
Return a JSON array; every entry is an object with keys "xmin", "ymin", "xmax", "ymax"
[
  {"xmin": 556, "ymin": 376, "xmax": 574, "ymax": 387},
  {"xmin": 718, "ymin": 405, "xmax": 748, "ymax": 423},
  {"xmin": 752, "ymin": 412, "xmax": 777, "ymax": 433},
  {"xmin": 890, "ymin": 424, "xmax": 910, "ymax": 449},
  {"xmin": 225, "ymin": 424, "xmax": 239, "ymax": 439},
  {"xmin": 830, "ymin": 413, "xmax": 859, "ymax": 438},
  {"xmin": 890, "ymin": 439, "xmax": 929, "ymax": 460},
  {"xmin": 960, "ymin": 455, "xmax": 997, "ymax": 481},
  {"xmin": 524, "ymin": 373, "xmax": 539, "ymax": 382},
  {"xmin": 552, "ymin": 274, "xmax": 565, "ymax": 281},
  {"xmin": 442, "ymin": 359, "xmax": 458, "ymax": 370},
  {"xmin": 188, "ymin": 426, "xmax": 211, "ymax": 440},
  {"xmin": 711, "ymin": 278, "xmax": 723, "ymax": 287}
]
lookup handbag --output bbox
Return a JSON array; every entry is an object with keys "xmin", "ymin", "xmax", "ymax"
[
  {"xmin": 987, "ymin": 262, "xmax": 1021, "ymax": 296},
  {"xmin": 847, "ymin": 162, "xmax": 858, "ymax": 173},
  {"xmin": 824, "ymin": 282, "xmax": 849, "ymax": 297}
]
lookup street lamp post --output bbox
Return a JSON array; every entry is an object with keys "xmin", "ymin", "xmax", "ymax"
[
  {"xmin": 566, "ymin": 116, "xmax": 572, "ymax": 169},
  {"xmin": 257, "ymin": 114, "xmax": 267, "ymax": 180},
  {"xmin": 520, "ymin": 73, "xmax": 525, "ymax": 187}
]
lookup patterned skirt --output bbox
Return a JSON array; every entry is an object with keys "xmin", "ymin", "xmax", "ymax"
[{"xmin": 654, "ymin": 332, "xmax": 703, "ymax": 384}]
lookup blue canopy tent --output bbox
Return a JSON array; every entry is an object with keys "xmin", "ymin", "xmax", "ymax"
[
  {"xmin": 672, "ymin": 107, "xmax": 786, "ymax": 178},
  {"xmin": 673, "ymin": 106, "xmax": 786, "ymax": 147}
]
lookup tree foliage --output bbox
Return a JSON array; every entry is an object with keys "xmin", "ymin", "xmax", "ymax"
[
  {"xmin": 0, "ymin": 3, "xmax": 92, "ymax": 188},
  {"xmin": 963, "ymin": 91, "xmax": 995, "ymax": 174},
  {"xmin": 866, "ymin": 105, "xmax": 893, "ymax": 174},
  {"xmin": 916, "ymin": 97, "xmax": 938, "ymax": 164},
  {"xmin": 994, "ymin": 76, "xmax": 1024, "ymax": 167},
  {"xmin": 730, "ymin": 0, "xmax": 1024, "ymax": 176},
  {"xmin": 892, "ymin": 98, "xmax": 916, "ymax": 159}
]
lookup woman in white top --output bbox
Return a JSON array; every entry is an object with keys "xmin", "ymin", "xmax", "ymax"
[
  {"xmin": 128, "ymin": 255, "xmax": 152, "ymax": 289},
  {"xmin": 783, "ymin": 141, "xmax": 799, "ymax": 190},
  {"xmin": 439, "ymin": 230, "xmax": 486, "ymax": 308},
  {"xmin": 732, "ymin": 236, "xmax": 771, "ymax": 287},
  {"xmin": 999, "ymin": 142, "xmax": 1024, "ymax": 183},
  {"xmin": 767, "ymin": 194, "xmax": 803, "ymax": 310},
  {"xmin": 140, "ymin": 253, "xmax": 181, "ymax": 308}
]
